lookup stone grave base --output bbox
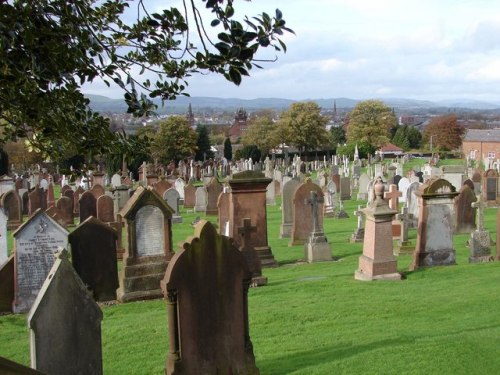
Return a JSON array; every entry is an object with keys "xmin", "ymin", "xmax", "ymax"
[
  {"xmin": 391, "ymin": 221, "xmax": 401, "ymax": 238},
  {"xmin": 255, "ymin": 246, "xmax": 278, "ymax": 268},
  {"xmin": 469, "ymin": 255, "xmax": 494, "ymax": 263},
  {"xmin": 171, "ymin": 215, "xmax": 183, "ymax": 224},
  {"xmin": 304, "ymin": 237, "xmax": 332, "ymax": 263},
  {"xmin": 411, "ymin": 249, "xmax": 456, "ymax": 269},
  {"xmin": 355, "ymin": 255, "xmax": 400, "ymax": 280},
  {"xmin": 394, "ymin": 241, "xmax": 414, "ymax": 256},
  {"xmin": 336, "ymin": 210, "xmax": 349, "ymax": 219},
  {"xmin": 280, "ymin": 223, "xmax": 292, "ymax": 238},
  {"xmin": 350, "ymin": 228, "xmax": 364, "ymax": 243},
  {"xmin": 354, "ymin": 270, "xmax": 401, "ymax": 281},
  {"xmin": 251, "ymin": 275, "xmax": 268, "ymax": 287}
]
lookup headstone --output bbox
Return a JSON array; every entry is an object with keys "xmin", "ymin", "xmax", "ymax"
[
  {"xmin": 153, "ymin": 179, "xmax": 172, "ymax": 198},
  {"xmin": 406, "ymin": 181, "xmax": 420, "ymax": 228},
  {"xmin": 290, "ymin": 179, "xmax": 324, "ymax": 246},
  {"xmin": 69, "ymin": 217, "xmax": 119, "ymax": 301},
  {"xmin": 73, "ymin": 186, "xmax": 85, "ymax": 215},
  {"xmin": 469, "ymin": 195, "xmax": 493, "ymax": 262},
  {"xmin": 163, "ymin": 188, "xmax": 182, "ymax": 224},
  {"xmin": 384, "ymin": 184, "xmax": 402, "ymax": 238},
  {"xmin": 46, "ymin": 182, "xmax": 55, "ymax": 208},
  {"xmin": 266, "ymin": 180, "xmax": 276, "ymax": 205},
  {"xmin": 183, "ymin": 182, "xmax": 196, "ymax": 209},
  {"xmin": 357, "ymin": 174, "xmax": 370, "ymax": 201},
  {"xmin": 482, "ymin": 169, "xmax": 499, "ymax": 205},
  {"xmin": 79, "ymin": 190, "xmax": 97, "ymax": 222},
  {"xmin": 454, "ymin": 185, "xmax": 477, "ymax": 233},
  {"xmin": 304, "ymin": 191, "xmax": 332, "ymax": 263},
  {"xmin": 397, "ymin": 177, "xmax": 411, "ymax": 203},
  {"xmin": 194, "ymin": 187, "xmax": 208, "ymax": 213},
  {"xmin": 12, "ymin": 209, "xmax": 69, "ymax": 313},
  {"xmin": 39, "ymin": 178, "xmax": 48, "ymax": 190},
  {"xmin": 117, "ymin": 186, "xmax": 174, "ymax": 302},
  {"xmin": 205, "ymin": 177, "xmax": 223, "ymax": 215},
  {"xmin": 1, "ymin": 190, "xmax": 22, "ymax": 229},
  {"xmin": 324, "ymin": 180, "xmax": 337, "ymax": 217},
  {"xmin": 217, "ymin": 191, "xmax": 231, "ymax": 236},
  {"xmin": 237, "ymin": 218, "xmax": 267, "ymax": 286},
  {"xmin": 410, "ymin": 178, "xmax": 459, "ymax": 270},
  {"xmin": 28, "ymin": 187, "xmax": 46, "ymax": 216},
  {"xmin": 355, "ymin": 179, "xmax": 401, "ymax": 281},
  {"xmin": 96, "ymin": 195, "xmax": 115, "ymax": 223},
  {"xmin": 90, "ymin": 183, "xmax": 105, "ymax": 199},
  {"xmin": 0, "ymin": 255, "xmax": 14, "ymax": 313},
  {"xmin": 350, "ymin": 205, "xmax": 365, "ymax": 243},
  {"xmin": 394, "ymin": 206, "xmax": 414, "ymax": 255},
  {"xmin": 0, "ymin": 209, "xmax": 7, "ymax": 265},
  {"xmin": 174, "ymin": 178, "xmax": 186, "ymax": 204},
  {"xmin": 340, "ymin": 176, "xmax": 351, "ymax": 200},
  {"xmin": 28, "ymin": 250, "xmax": 103, "ymax": 375},
  {"xmin": 55, "ymin": 196, "xmax": 74, "ymax": 226},
  {"xmin": 471, "ymin": 170, "xmax": 482, "ymax": 193},
  {"xmin": 280, "ymin": 178, "xmax": 300, "ymax": 238},
  {"xmin": 111, "ymin": 173, "xmax": 122, "ymax": 188},
  {"xmin": 161, "ymin": 221, "xmax": 259, "ymax": 375},
  {"xmin": 111, "ymin": 185, "xmax": 129, "ymax": 219}
]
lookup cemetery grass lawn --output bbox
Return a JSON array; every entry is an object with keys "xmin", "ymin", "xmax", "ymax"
[{"xmin": 2, "ymin": 182, "xmax": 500, "ymax": 373}]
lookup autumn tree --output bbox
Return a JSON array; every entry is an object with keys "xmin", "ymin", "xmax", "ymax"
[
  {"xmin": 0, "ymin": 1, "xmax": 293, "ymax": 160},
  {"xmin": 423, "ymin": 114, "xmax": 465, "ymax": 151},
  {"xmin": 276, "ymin": 102, "xmax": 329, "ymax": 156},
  {"xmin": 346, "ymin": 100, "xmax": 397, "ymax": 149},
  {"xmin": 151, "ymin": 116, "xmax": 197, "ymax": 163},
  {"xmin": 242, "ymin": 109, "xmax": 279, "ymax": 156}
]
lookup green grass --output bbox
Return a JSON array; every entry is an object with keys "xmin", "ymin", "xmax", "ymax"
[{"xmin": 2, "ymin": 167, "xmax": 500, "ymax": 374}]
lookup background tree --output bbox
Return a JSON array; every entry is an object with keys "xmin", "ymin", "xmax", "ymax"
[
  {"xmin": 346, "ymin": 100, "xmax": 397, "ymax": 149},
  {"xmin": 336, "ymin": 142, "xmax": 375, "ymax": 159},
  {"xmin": 223, "ymin": 138, "xmax": 233, "ymax": 161},
  {"xmin": 195, "ymin": 125, "xmax": 214, "ymax": 161},
  {"xmin": 235, "ymin": 145, "xmax": 261, "ymax": 162},
  {"xmin": 392, "ymin": 125, "xmax": 422, "ymax": 151},
  {"xmin": 0, "ymin": 1, "xmax": 293, "ymax": 160},
  {"xmin": 423, "ymin": 114, "xmax": 465, "ymax": 151},
  {"xmin": 329, "ymin": 126, "xmax": 346, "ymax": 153},
  {"xmin": 242, "ymin": 109, "xmax": 278, "ymax": 156},
  {"xmin": 151, "ymin": 116, "xmax": 197, "ymax": 163},
  {"xmin": 276, "ymin": 102, "xmax": 329, "ymax": 156}
]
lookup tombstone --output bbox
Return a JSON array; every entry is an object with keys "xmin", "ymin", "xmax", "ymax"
[
  {"xmin": 468, "ymin": 195, "xmax": 493, "ymax": 263},
  {"xmin": 111, "ymin": 185, "xmax": 129, "ymax": 219},
  {"xmin": 324, "ymin": 180, "xmax": 337, "ymax": 217},
  {"xmin": 0, "ymin": 209, "xmax": 7, "ymax": 265},
  {"xmin": 0, "ymin": 175, "xmax": 14, "ymax": 195},
  {"xmin": 174, "ymin": 178, "xmax": 186, "ymax": 205},
  {"xmin": 217, "ymin": 191, "xmax": 231, "ymax": 236},
  {"xmin": 406, "ymin": 181, "xmax": 420, "ymax": 228},
  {"xmin": 471, "ymin": 170, "xmax": 482, "ymax": 193},
  {"xmin": 69, "ymin": 217, "xmax": 119, "ymax": 301},
  {"xmin": 410, "ymin": 178, "xmax": 459, "ymax": 270},
  {"xmin": 384, "ymin": 184, "xmax": 402, "ymax": 238},
  {"xmin": 161, "ymin": 221, "xmax": 259, "ymax": 375},
  {"xmin": 398, "ymin": 177, "xmax": 411, "ymax": 203},
  {"xmin": 28, "ymin": 187, "xmax": 46, "ymax": 216},
  {"xmin": 454, "ymin": 185, "xmax": 477, "ymax": 233},
  {"xmin": 73, "ymin": 186, "xmax": 85, "ymax": 215},
  {"xmin": 350, "ymin": 205, "xmax": 365, "ymax": 243},
  {"xmin": 163, "ymin": 188, "xmax": 182, "ymax": 224},
  {"xmin": 228, "ymin": 171, "xmax": 277, "ymax": 267},
  {"xmin": 12, "ymin": 209, "xmax": 69, "ymax": 313},
  {"xmin": 340, "ymin": 176, "xmax": 351, "ymax": 200},
  {"xmin": 183, "ymin": 182, "xmax": 196, "ymax": 209},
  {"xmin": 111, "ymin": 173, "xmax": 122, "ymax": 188},
  {"xmin": 79, "ymin": 190, "xmax": 97, "ymax": 223},
  {"xmin": 55, "ymin": 196, "xmax": 74, "ymax": 226},
  {"xmin": 62, "ymin": 188, "xmax": 75, "ymax": 212},
  {"xmin": 90, "ymin": 183, "xmax": 105, "ymax": 199},
  {"xmin": 28, "ymin": 249, "xmax": 103, "ymax": 375},
  {"xmin": 22, "ymin": 190, "xmax": 30, "ymax": 216},
  {"xmin": 39, "ymin": 178, "xmax": 48, "ymax": 190},
  {"xmin": 280, "ymin": 178, "xmax": 300, "ymax": 238},
  {"xmin": 304, "ymin": 191, "xmax": 332, "ymax": 263},
  {"xmin": 357, "ymin": 174, "xmax": 370, "ymax": 201},
  {"xmin": 1, "ymin": 189, "xmax": 22, "ymax": 229},
  {"xmin": 355, "ymin": 179, "xmax": 401, "ymax": 281},
  {"xmin": 205, "ymin": 177, "xmax": 223, "ymax": 215},
  {"xmin": 394, "ymin": 206, "xmax": 414, "ymax": 255},
  {"xmin": 463, "ymin": 178, "xmax": 475, "ymax": 191},
  {"xmin": 117, "ymin": 186, "xmax": 174, "ymax": 302},
  {"xmin": 46, "ymin": 182, "xmax": 55, "ymax": 208},
  {"xmin": 194, "ymin": 186, "xmax": 208, "ymax": 213},
  {"xmin": 237, "ymin": 218, "xmax": 267, "ymax": 286},
  {"xmin": 0, "ymin": 255, "xmax": 14, "ymax": 313},
  {"xmin": 96, "ymin": 195, "xmax": 115, "ymax": 223},
  {"xmin": 290, "ymin": 179, "xmax": 324, "ymax": 246},
  {"xmin": 482, "ymin": 169, "xmax": 499, "ymax": 205},
  {"xmin": 266, "ymin": 179, "xmax": 276, "ymax": 205},
  {"xmin": 153, "ymin": 179, "xmax": 172, "ymax": 198}
]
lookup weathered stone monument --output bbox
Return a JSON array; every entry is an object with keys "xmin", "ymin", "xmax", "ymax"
[
  {"xmin": 0, "ymin": 209, "xmax": 7, "ymax": 265},
  {"xmin": 468, "ymin": 195, "xmax": 493, "ymax": 262},
  {"xmin": 410, "ymin": 178, "xmax": 459, "ymax": 270},
  {"xmin": 290, "ymin": 179, "xmax": 324, "ymax": 246},
  {"xmin": 454, "ymin": 184, "xmax": 477, "ymax": 233},
  {"xmin": 69, "ymin": 217, "xmax": 119, "ymax": 301},
  {"xmin": 394, "ymin": 205, "xmax": 414, "ymax": 255},
  {"xmin": 79, "ymin": 190, "xmax": 97, "ymax": 222},
  {"xmin": 28, "ymin": 249, "xmax": 103, "ymax": 375},
  {"xmin": 483, "ymin": 169, "xmax": 499, "ymax": 206},
  {"xmin": 238, "ymin": 218, "xmax": 267, "ymax": 286},
  {"xmin": 355, "ymin": 179, "xmax": 401, "ymax": 281},
  {"xmin": 163, "ymin": 188, "xmax": 182, "ymax": 224},
  {"xmin": 117, "ymin": 186, "xmax": 174, "ymax": 302},
  {"xmin": 0, "ymin": 255, "xmax": 14, "ymax": 313},
  {"xmin": 205, "ymin": 177, "xmax": 223, "ymax": 216},
  {"xmin": 194, "ymin": 186, "xmax": 208, "ymax": 213},
  {"xmin": 183, "ymin": 182, "xmax": 196, "ymax": 209},
  {"xmin": 12, "ymin": 210, "xmax": 68, "ymax": 313},
  {"xmin": 161, "ymin": 221, "xmax": 259, "ymax": 375},
  {"xmin": 304, "ymin": 191, "xmax": 332, "ymax": 263},
  {"xmin": 280, "ymin": 178, "xmax": 300, "ymax": 238},
  {"xmin": 1, "ymin": 190, "xmax": 22, "ymax": 229},
  {"xmin": 384, "ymin": 184, "xmax": 402, "ymax": 238},
  {"xmin": 350, "ymin": 205, "xmax": 365, "ymax": 243}
]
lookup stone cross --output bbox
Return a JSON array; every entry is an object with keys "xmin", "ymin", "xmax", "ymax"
[
  {"xmin": 238, "ymin": 218, "xmax": 257, "ymax": 251},
  {"xmin": 354, "ymin": 205, "xmax": 364, "ymax": 230},
  {"xmin": 471, "ymin": 194, "xmax": 486, "ymax": 231},
  {"xmin": 396, "ymin": 206, "xmax": 413, "ymax": 242},
  {"xmin": 384, "ymin": 184, "xmax": 402, "ymax": 210},
  {"xmin": 305, "ymin": 191, "xmax": 324, "ymax": 233}
]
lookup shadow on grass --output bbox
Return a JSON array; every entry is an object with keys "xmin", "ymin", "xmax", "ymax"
[{"xmin": 257, "ymin": 337, "xmax": 413, "ymax": 374}]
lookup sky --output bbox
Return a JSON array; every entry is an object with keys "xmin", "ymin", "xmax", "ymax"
[{"xmin": 82, "ymin": 0, "xmax": 500, "ymax": 103}]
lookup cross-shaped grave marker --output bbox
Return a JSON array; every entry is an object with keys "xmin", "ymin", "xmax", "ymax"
[
  {"xmin": 471, "ymin": 194, "xmax": 487, "ymax": 231},
  {"xmin": 353, "ymin": 205, "xmax": 364, "ymax": 230},
  {"xmin": 305, "ymin": 191, "xmax": 324, "ymax": 234},
  {"xmin": 384, "ymin": 184, "xmax": 402, "ymax": 210},
  {"xmin": 238, "ymin": 218, "xmax": 257, "ymax": 251}
]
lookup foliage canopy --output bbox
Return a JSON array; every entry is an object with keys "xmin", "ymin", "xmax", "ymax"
[{"xmin": 423, "ymin": 114, "xmax": 465, "ymax": 151}]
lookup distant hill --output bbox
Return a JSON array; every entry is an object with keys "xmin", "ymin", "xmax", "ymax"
[{"xmin": 85, "ymin": 94, "xmax": 500, "ymax": 114}]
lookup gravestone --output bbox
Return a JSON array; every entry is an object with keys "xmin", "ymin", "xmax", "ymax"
[
  {"xmin": 482, "ymin": 169, "xmax": 499, "ymax": 206},
  {"xmin": 73, "ymin": 186, "xmax": 85, "ymax": 216},
  {"xmin": 205, "ymin": 177, "xmax": 223, "ymax": 215},
  {"xmin": 55, "ymin": 196, "xmax": 74, "ymax": 226},
  {"xmin": 217, "ymin": 191, "xmax": 231, "ymax": 236},
  {"xmin": 194, "ymin": 187, "xmax": 208, "ymax": 213},
  {"xmin": 46, "ymin": 182, "xmax": 55, "ymax": 208},
  {"xmin": 290, "ymin": 179, "xmax": 324, "ymax": 246},
  {"xmin": 340, "ymin": 176, "xmax": 351, "ymax": 200},
  {"xmin": 324, "ymin": 180, "xmax": 337, "ymax": 217},
  {"xmin": 228, "ymin": 171, "xmax": 277, "ymax": 267},
  {"xmin": 153, "ymin": 179, "xmax": 172, "ymax": 198},
  {"xmin": 280, "ymin": 178, "xmax": 300, "ymax": 238},
  {"xmin": 398, "ymin": 177, "xmax": 411, "ymax": 203},
  {"xmin": 28, "ymin": 187, "xmax": 46, "ymax": 216},
  {"xmin": 266, "ymin": 179, "xmax": 276, "ymax": 205},
  {"xmin": 161, "ymin": 221, "xmax": 259, "ymax": 375},
  {"xmin": 69, "ymin": 217, "xmax": 119, "ymax": 301},
  {"xmin": 1, "ymin": 189, "xmax": 22, "ymax": 230},
  {"xmin": 28, "ymin": 250, "xmax": 103, "ymax": 375},
  {"xmin": 163, "ymin": 188, "xmax": 182, "ymax": 224},
  {"xmin": 22, "ymin": 190, "xmax": 30, "ymax": 215},
  {"xmin": 350, "ymin": 205, "xmax": 365, "ymax": 243},
  {"xmin": 96, "ymin": 195, "xmax": 115, "ymax": 223},
  {"xmin": 384, "ymin": 184, "xmax": 402, "ymax": 238},
  {"xmin": 406, "ymin": 181, "xmax": 420, "ymax": 228},
  {"xmin": 0, "ymin": 255, "xmax": 14, "ymax": 313},
  {"xmin": 469, "ymin": 195, "xmax": 493, "ymax": 262},
  {"xmin": 79, "ymin": 190, "xmax": 97, "ymax": 223},
  {"xmin": 410, "ymin": 178, "xmax": 459, "ymax": 270},
  {"xmin": 304, "ymin": 191, "xmax": 332, "ymax": 263},
  {"xmin": 112, "ymin": 185, "xmax": 129, "ymax": 219},
  {"xmin": 357, "ymin": 174, "xmax": 370, "ymax": 201},
  {"xmin": 111, "ymin": 173, "xmax": 122, "ymax": 188},
  {"xmin": 454, "ymin": 185, "xmax": 477, "ymax": 233},
  {"xmin": 394, "ymin": 206, "xmax": 414, "ymax": 255},
  {"xmin": 471, "ymin": 170, "xmax": 482, "ymax": 193},
  {"xmin": 174, "ymin": 178, "xmax": 186, "ymax": 205},
  {"xmin": 90, "ymin": 183, "xmax": 105, "ymax": 199},
  {"xmin": 238, "ymin": 218, "xmax": 267, "ymax": 286},
  {"xmin": 117, "ymin": 186, "xmax": 174, "ymax": 302},
  {"xmin": 355, "ymin": 179, "xmax": 401, "ymax": 281},
  {"xmin": 12, "ymin": 209, "xmax": 69, "ymax": 313},
  {"xmin": 183, "ymin": 182, "xmax": 196, "ymax": 209},
  {"xmin": 0, "ymin": 209, "xmax": 7, "ymax": 265}
]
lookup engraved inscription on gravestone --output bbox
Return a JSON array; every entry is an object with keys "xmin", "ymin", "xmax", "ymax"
[{"xmin": 135, "ymin": 205, "xmax": 164, "ymax": 256}]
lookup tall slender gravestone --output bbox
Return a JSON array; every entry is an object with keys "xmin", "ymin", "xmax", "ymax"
[
  {"xmin": 117, "ymin": 186, "xmax": 174, "ymax": 302},
  {"xmin": 350, "ymin": 205, "xmax": 365, "ymax": 243},
  {"xmin": 205, "ymin": 177, "xmax": 223, "ymax": 216},
  {"xmin": 482, "ymin": 168, "xmax": 499, "ymax": 206},
  {"xmin": 228, "ymin": 171, "xmax": 277, "ymax": 267},
  {"xmin": 69, "ymin": 217, "xmax": 119, "ymax": 301},
  {"xmin": 280, "ymin": 178, "xmax": 300, "ymax": 238},
  {"xmin": 183, "ymin": 182, "xmax": 196, "ymax": 209},
  {"xmin": 290, "ymin": 179, "xmax": 324, "ymax": 246},
  {"xmin": 163, "ymin": 188, "xmax": 182, "ymax": 224},
  {"xmin": 410, "ymin": 178, "xmax": 459, "ymax": 270},
  {"xmin": 79, "ymin": 190, "xmax": 97, "ymax": 223},
  {"xmin": 2, "ymin": 190, "xmax": 22, "ymax": 229},
  {"xmin": 0, "ymin": 255, "xmax": 14, "ymax": 313},
  {"xmin": 161, "ymin": 221, "xmax": 259, "ymax": 375},
  {"xmin": 238, "ymin": 218, "xmax": 267, "ymax": 286},
  {"xmin": 355, "ymin": 179, "xmax": 401, "ymax": 281},
  {"xmin": 304, "ymin": 191, "xmax": 332, "ymax": 263},
  {"xmin": 28, "ymin": 250, "xmax": 103, "ymax": 375},
  {"xmin": 12, "ymin": 209, "xmax": 69, "ymax": 313},
  {"xmin": 454, "ymin": 184, "xmax": 476, "ymax": 233},
  {"xmin": 469, "ymin": 195, "xmax": 493, "ymax": 263},
  {"xmin": 0, "ymin": 209, "xmax": 7, "ymax": 265}
]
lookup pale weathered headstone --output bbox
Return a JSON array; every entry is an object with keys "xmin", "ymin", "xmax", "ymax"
[
  {"xmin": 194, "ymin": 186, "xmax": 208, "ymax": 213},
  {"xmin": 0, "ymin": 209, "xmax": 7, "ymax": 265},
  {"xmin": 28, "ymin": 249, "xmax": 103, "ymax": 375},
  {"xmin": 161, "ymin": 221, "xmax": 259, "ymax": 375},
  {"xmin": 163, "ymin": 188, "xmax": 182, "ymax": 224},
  {"xmin": 280, "ymin": 178, "xmax": 300, "ymax": 238},
  {"xmin": 350, "ymin": 205, "xmax": 365, "ymax": 243},
  {"xmin": 205, "ymin": 177, "xmax": 223, "ymax": 215},
  {"xmin": 469, "ymin": 195, "xmax": 493, "ymax": 262},
  {"xmin": 304, "ymin": 191, "xmax": 332, "ymax": 263},
  {"xmin": 2, "ymin": 190, "xmax": 23, "ymax": 229},
  {"xmin": 290, "ymin": 179, "xmax": 324, "ymax": 246}
]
